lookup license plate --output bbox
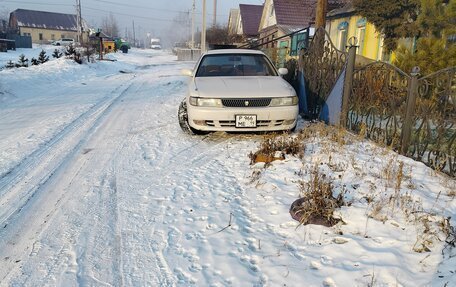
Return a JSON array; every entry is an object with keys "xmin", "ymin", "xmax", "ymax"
[{"xmin": 235, "ymin": 115, "xmax": 257, "ymax": 128}]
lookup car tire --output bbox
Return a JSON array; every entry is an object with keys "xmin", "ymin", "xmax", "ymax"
[{"xmin": 178, "ymin": 100, "xmax": 210, "ymax": 135}]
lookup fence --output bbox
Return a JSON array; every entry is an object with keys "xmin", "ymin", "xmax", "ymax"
[{"xmin": 298, "ymin": 27, "xmax": 455, "ymax": 177}]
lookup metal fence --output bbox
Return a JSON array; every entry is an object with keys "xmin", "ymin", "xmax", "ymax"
[{"xmin": 298, "ymin": 27, "xmax": 455, "ymax": 177}]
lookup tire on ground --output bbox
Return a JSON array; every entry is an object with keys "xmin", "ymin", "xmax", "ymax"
[{"xmin": 178, "ymin": 99, "xmax": 210, "ymax": 135}]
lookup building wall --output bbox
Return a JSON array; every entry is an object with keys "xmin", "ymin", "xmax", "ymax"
[
  {"xmin": 327, "ymin": 15, "xmax": 384, "ymax": 61},
  {"xmin": 19, "ymin": 27, "xmax": 84, "ymax": 44}
]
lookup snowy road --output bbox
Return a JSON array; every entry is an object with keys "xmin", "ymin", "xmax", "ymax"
[
  {"xmin": 0, "ymin": 50, "xmax": 273, "ymax": 286},
  {"xmin": 1, "ymin": 49, "xmax": 455, "ymax": 287}
]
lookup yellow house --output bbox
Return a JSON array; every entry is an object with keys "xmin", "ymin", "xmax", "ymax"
[
  {"xmin": 9, "ymin": 9, "xmax": 88, "ymax": 44},
  {"xmin": 326, "ymin": 4, "xmax": 386, "ymax": 61}
]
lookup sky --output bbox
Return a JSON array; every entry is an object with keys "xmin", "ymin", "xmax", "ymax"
[{"xmin": 0, "ymin": 0, "xmax": 264, "ymax": 42}]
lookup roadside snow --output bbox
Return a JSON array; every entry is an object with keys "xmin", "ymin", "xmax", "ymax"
[{"xmin": 0, "ymin": 48, "xmax": 454, "ymax": 287}]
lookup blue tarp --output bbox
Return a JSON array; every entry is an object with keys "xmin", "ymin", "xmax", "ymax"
[{"xmin": 319, "ymin": 65, "xmax": 346, "ymax": 125}]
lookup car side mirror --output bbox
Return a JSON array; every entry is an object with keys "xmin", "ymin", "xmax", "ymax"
[
  {"xmin": 278, "ymin": 68, "xmax": 288, "ymax": 76},
  {"xmin": 181, "ymin": 69, "xmax": 193, "ymax": 76}
]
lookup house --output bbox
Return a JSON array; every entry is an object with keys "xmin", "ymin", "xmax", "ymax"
[
  {"xmin": 9, "ymin": 9, "xmax": 88, "ymax": 44},
  {"xmin": 236, "ymin": 4, "xmax": 263, "ymax": 40},
  {"xmin": 326, "ymin": 3, "xmax": 385, "ymax": 61},
  {"xmin": 258, "ymin": 0, "xmax": 311, "ymax": 49},
  {"xmin": 257, "ymin": 0, "xmax": 347, "ymax": 49},
  {"xmin": 325, "ymin": 2, "xmax": 415, "ymax": 62},
  {"xmin": 227, "ymin": 8, "xmax": 240, "ymax": 36}
]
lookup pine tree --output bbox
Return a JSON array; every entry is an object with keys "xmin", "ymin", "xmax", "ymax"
[
  {"xmin": 17, "ymin": 54, "xmax": 29, "ymax": 67},
  {"xmin": 31, "ymin": 58, "xmax": 39, "ymax": 66},
  {"xmin": 5, "ymin": 60, "xmax": 15, "ymax": 69},
  {"xmin": 393, "ymin": 0, "xmax": 456, "ymax": 75},
  {"xmin": 394, "ymin": 38, "xmax": 456, "ymax": 75},
  {"xmin": 65, "ymin": 44, "xmax": 76, "ymax": 56},
  {"xmin": 38, "ymin": 49, "xmax": 49, "ymax": 63},
  {"xmin": 52, "ymin": 49, "xmax": 63, "ymax": 58}
]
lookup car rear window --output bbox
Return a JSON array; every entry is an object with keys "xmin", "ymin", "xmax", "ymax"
[{"xmin": 195, "ymin": 54, "xmax": 278, "ymax": 77}]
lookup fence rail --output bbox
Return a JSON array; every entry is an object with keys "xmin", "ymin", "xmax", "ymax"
[{"xmin": 297, "ymin": 27, "xmax": 455, "ymax": 177}]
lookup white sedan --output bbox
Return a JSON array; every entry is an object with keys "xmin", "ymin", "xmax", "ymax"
[{"xmin": 178, "ymin": 49, "xmax": 299, "ymax": 134}]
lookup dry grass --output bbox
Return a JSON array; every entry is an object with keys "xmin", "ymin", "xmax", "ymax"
[
  {"xmin": 249, "ymin": 133, "xmax": 303, "ymax": 165},
  {"xmin": 290, "ymin": 166, "xmax": 345, "ymax": 227},
  {"xmin": 248, "ymin": 122, "xmax": 455, "ymax": 253}
]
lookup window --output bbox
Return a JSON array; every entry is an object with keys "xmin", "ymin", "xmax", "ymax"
[
  {"xmin": 338, "ymin": 29, "xmax": 347, "ymax": 51},
  {"xmin": 51, "ymin": 34, "xmax": 55, "ymax": 40},
  {"xmin": 39, "ymin": 33, "xmax": 43, "ymax": 40},
  {"xmin": 337, "ymin": 21, "xmax": 349, "ymax": 51},
  {"xmin": 270, "ymin": 4, "xmax": 274, "ymax": 16},
  {"xmin": 61, "ymin": 34, "xmax": 65, "ymax": 39},
  {"xmin": 357, "ymin": 27, "xmax": 365, "ymax": 55},
  {"xmin": 356, "ymin": 18, "xmax": 366, "ymax": 55},
  {"xmin": 377, "ymin": 37, "xmax": 384, "ymax": 61},
  {"xmin": 195, "ymin": 54, "xmax": 278, "ymax": 77}
]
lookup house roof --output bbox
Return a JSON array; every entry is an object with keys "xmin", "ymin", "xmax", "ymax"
[
  {"xmin": 10, "ymin": 9, "xmax": 85, "ymax": 31},
  {"xmin": 239, "ymin": 4, "xmax": 263, "ymax": 37},
  {"xmin": 273, "ymin": 0, "xmax": 313, "ymax": 27},
  {"xmin": 327, "ymin": 2, "xmax": 356, "ymax": 18},
  {"xmin": 273, "ymin": 0, "xmax": 349, "ymax": 27}
]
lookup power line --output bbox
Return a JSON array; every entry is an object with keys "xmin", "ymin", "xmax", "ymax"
[
  {"xmin": 92, "ymin": 0, "xmax": 185, "ymax": 14},
  {"xmin": 83, "ymin": 6, "xmax": 194, "ymax": 23}
]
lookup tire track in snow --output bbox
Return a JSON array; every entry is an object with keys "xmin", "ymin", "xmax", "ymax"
[
  {"xmin": 0, "ymin": 73, "xmax": 141, "ymax": 282},
  {"xmin": 0, "ymin": 74, "xmax": 137, "ymax": 226},
  {"xmin": 2, "ymin": 75, "xmax": 183, "ymax": 286}
]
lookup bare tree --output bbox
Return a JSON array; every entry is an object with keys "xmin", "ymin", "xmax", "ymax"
[
  {"xmin": 0, "ymin": 8, "xmax": 9, "ymax": 32},
  {"xmin": 101, "ymin": 13, "xmax": 119, "ymax": 37}
]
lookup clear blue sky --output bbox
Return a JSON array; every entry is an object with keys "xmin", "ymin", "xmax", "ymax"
[{"xmin": 0, "ymin": 0, "xmax": 264, "ymax": 36}]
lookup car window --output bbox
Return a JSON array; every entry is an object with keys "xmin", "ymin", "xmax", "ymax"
[{"xmin": 195, "ymin": 54, "xmax": 278, "ymax": 77}]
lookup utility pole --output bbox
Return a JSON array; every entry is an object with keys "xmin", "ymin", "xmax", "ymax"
[
  {"xmin": 132, "ymin": 20, "xmax": 136, "ymax": 48},
  {"xmin": 315, "ymin": 0, "xmax": 327, "ymax": 28},
  {"xmin": 201, "ymin": 0, "xmax": 206, "ymax": 53},
  {"xmin": 191, "ymin": 0, "xmax": 195, "ymax": 48},
  {"xmin": 213, "ymin": 0, "xmax": 217, "ymax": 27},
  {"xmin": 75, "ymin": 0, "xmax": 83, "ymax": 43},
  {"xmin": 201, "ymin": 0, "xmax": 206, "ymax": 52}
]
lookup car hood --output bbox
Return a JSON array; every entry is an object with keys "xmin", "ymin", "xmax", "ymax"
[{"xmin": 192, "ymin": 76, "xmax": 295, "ymax": 98}]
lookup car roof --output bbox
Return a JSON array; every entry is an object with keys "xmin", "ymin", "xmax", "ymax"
[{"xmin": 204, "ymin": 49, "xmax": 265, "ymax": 55}]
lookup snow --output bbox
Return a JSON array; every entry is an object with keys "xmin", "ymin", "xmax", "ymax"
[{"xmin": 0, "ymin": 48, "xmax": 455, "ymax": 287}]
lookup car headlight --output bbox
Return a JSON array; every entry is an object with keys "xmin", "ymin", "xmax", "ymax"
[
  {"xmin": 189, "ymin": 97, "xmax": 223, "ymax": 107},
  {"xmin": 270, "ymin": 96, "xmax": 298, "ymax": 106}
]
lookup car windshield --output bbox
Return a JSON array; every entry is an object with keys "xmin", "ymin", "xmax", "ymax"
[{"xmin": 195, "ymin": 53, "xmax": 278, "ymax": 77}]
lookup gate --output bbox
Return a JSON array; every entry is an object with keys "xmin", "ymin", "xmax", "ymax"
[{"xmin": 299, "ymin": 28, "xmax": 347, "ymax": 119}]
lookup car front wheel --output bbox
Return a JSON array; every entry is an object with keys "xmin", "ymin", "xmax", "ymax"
[{"xmin": 178, "ymin": 100, "xmax": 210, "ymax": 135}]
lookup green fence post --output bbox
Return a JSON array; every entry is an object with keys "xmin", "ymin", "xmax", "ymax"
[
  {"xmin": 400, "ymin": 66, "xmax": 420, "ymax": 155},
  {"xmin": 341, "ymin": 37, "xmax": 357, "ymax": 128}
]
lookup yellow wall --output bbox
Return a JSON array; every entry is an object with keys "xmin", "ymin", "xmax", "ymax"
[
  {"xmin": 19, "ymin": 27, "xmax": 86, "ymax": 44},
  {"xmin": 327, "ymin": 15, "xmax": 385, "ymax": 61}
]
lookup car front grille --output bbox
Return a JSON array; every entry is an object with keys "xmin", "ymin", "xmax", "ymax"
[{"xmin": 222, "ymin": 98, "xmax": 271, "ymax": 108}]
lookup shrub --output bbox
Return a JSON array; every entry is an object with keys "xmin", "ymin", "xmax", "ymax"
[
  {"xmin": 52, "ymin": 49, "xmax": 63, "ymax": 58},
  {"xmin": 38, "ymin": 49, "xmax": 49, "ymax": 64},
  {"xmin": 16, "ymin": 54, "xmax": 28, "ymax": 67},
  {"xmin": 290, "ymin": 166, "xmax": 345, "ymax": 227}
]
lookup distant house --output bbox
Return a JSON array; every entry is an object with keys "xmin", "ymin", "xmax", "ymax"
[
  {"xmin": 258, "ymin": 0, "xmax": 347, "ymax": 49},
  {"xmin": 227, "ymin": 8, "xmax": 240, "ymax": 36},
  {"xmin": 9, "ymin": 9, "xmax": 88, "ymax": 44},
  {"xmin": 236, "ymin": 4, "xmax": 263, "ymax": 39},
  {"xmin": 258, "ymin": 0, "xmax": 313, "ymax": 49}
]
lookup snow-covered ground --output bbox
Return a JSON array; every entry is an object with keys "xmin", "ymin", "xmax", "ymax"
[{"xmin": 0, "ymin": 48, "xmax": 455, "ymax": 287}]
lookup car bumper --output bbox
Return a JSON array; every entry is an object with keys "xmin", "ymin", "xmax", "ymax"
[{"xmin": 187, "ymin": 105, "xmax": 299, "ymax": 132}]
